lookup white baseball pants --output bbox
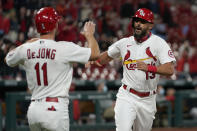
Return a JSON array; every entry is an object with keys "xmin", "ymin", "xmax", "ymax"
[
  {"xmin": 114, "ymin": 87, "xmax": 157, "ymax": 131},
  {"xmin": 27, "ymin": 97, "xmax": 69, "ymax": 131}
]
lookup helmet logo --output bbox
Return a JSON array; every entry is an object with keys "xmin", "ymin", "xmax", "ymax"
[
  {"xmin": 139, "ymin": 10, "xmax": 145, "ymax": 16},
  {"xmin": 41, "ymin": 23, "xmax": 45, "ymax": 29}
]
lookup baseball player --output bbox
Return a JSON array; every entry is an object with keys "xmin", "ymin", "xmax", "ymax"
[
  {"xmin": 5, "ymin": 7, "xmax": 100, "ymax": 131},
  {"xmin": 89, "ymin": 8, "xmax": 176, "ymax": 131}
]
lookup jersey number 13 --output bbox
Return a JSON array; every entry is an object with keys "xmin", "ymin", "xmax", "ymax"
[{"xmin": 34, "ymin": 62, "xmax": 48, "ymax": 86}]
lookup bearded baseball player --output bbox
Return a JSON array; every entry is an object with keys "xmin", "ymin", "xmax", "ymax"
[
  {"xmin": 5, "ymin": 7, "xmax": 100, "ymax": 131},
  {"xmin": 89, "ymin": 8, "xmax": 176, "ymax": 131}
]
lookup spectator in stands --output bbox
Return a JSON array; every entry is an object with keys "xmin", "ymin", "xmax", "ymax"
[
  {"xmin": 189, "ymin": 46, "xmax": 197, "ymax": 79},
  {"xmin": 160, "ymin": 1, "xmax": 174, "ymax": 27},
  {"xmin": 190, "ymin": 107, "xmax": 197, "ymax": 119},
  {"xmin": 0, "ymin": 7, "xmax": 10, "ymax": 35},
  {"xmin": 55, "ymin": 0, "xmax": 67, "ymax": 17},
  {"xmin": 120, "ymin": 0, "xmax": 134, "ymax": 33},
  {"xmin": 56, "ymin": 16, "xmax": 78, "ymax": 42},
  {"xmin": 156, "ymin": 85, "xmax": 166, "ymax": 103},
  {"xmin": 18, "ymin": 7, "xmax": 27, "ymax": 33},
  {"xmin": 149, "ymin": 0, "xmax": 160, "ymax": 14},
  {"xmin": 2, "ymin": 0, "xmax": 14, "ymax": 11},
  {"xmin": 0, "ymin": 39, "xmax": 18, "ymax": 79},
  {"xmin": 165, "ymin": 88, "xmax": 176, "ymax": 108},
  {"xmin": 80, "ymin": 0, "xmax": 92, "ymax": 21},
  {"xmin": 8, "ymin": 9, "xmax": 18, "ymax": 31},
  {"xmin": 176, "ymin": 48, "xmax": 189, "ymax": 78},
  {"xmin": 188, "ymin": 86, "xmax": 197, "ymax": 119},
  {"xmin": 152, "ymin": 14, "xmax": 167, "ymax": 40},
  {"xmin": 69, "ymin": 82, "xmax": 81, "ymax": 122}
]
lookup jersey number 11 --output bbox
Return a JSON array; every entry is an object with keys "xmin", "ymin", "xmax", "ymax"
[{"xmin": 34, "ymin": 62, "xmax": 48, "ymax": 86}]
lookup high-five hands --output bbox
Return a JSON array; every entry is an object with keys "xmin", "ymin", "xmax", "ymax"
[{"xmin": 85, "ymin": 60, "xmax": 102, "ymax": 68}]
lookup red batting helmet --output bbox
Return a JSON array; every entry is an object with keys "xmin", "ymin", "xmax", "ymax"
[
  {"xmin": 132, "ymin": 8, "xmax": 154, "ymax": 23},
  {"xmin": 35, "ymin": 7, "xmax": 61, "ymax": 34}
]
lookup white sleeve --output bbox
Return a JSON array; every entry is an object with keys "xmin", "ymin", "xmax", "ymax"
[
  {"xmin": 157, "ymin": 39, "xmax": 176, "ymax": 64},
  {"xmin": 107, "ymin": 40, "xmax": 121, "ymax": 59},
  {"xmin": 5, "ymin": 45, "xmax": 25, "ymax": 67},
  {"xmin": 62, "ymin": 42, "xmax": 91, "ymax": 64}
]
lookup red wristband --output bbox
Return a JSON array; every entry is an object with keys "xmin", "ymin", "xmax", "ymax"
[
  {"xmin": 96, "ymin": 59, "xmax": 103, "ymax": 66},
  {"xmin": 147, "ymin": 65, "xmax": 157, "ymax": 73},
  {"xmin": 96, "ymin": 59, "xmax": 101, "ymax": 64},
  {"xmin": 96, "ymin": 59, "xmax": 105, "ymax": 67}
]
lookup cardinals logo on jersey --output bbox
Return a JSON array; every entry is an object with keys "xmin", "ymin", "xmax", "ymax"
[
  {"xmin": 124, "ymin": 50, "xmax": 130, "ymax": 61},
  {"xmin": 123, "ymin": 50, "xmax": 136, "ymax": 70},
  {"xmin": 123, "ymin": 47, "xmax": 157, "ymax": 71},
  {"xmin": 146, "ymin": 47, "xmax": 157, "ymax": 61}
]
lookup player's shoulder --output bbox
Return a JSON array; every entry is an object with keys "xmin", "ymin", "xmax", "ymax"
[
  {"xmin": 54, "ymin": 41, "xmax": 82, "ymax": 51},
  {"xmin": 25, "ymin": 38, "xmax": 40, "ymax": 44},
  {"xmin": 22, "ymin": 38, "xmax": 42, "ymax": 48},
  {"xmin": 119, "ymin": 36, "xmax": 133, "ymax": 43},
  {"xmin": 151, "ymin": 34, "xmax": 170, "ymax": 50},
  {"xmin": 26, "ymin": 38, "xmax": 39, "ymax": 43},
  {"xmin": 56, "ymin": 41, "xmax": 77, "ymax": 47},
  {"xmin": 113, "ymin": 36, "xmax": 133, "ymax": 46},
  {"xmin": 151, "ymin": 33, "xmax": 167, "ymax": 43}
]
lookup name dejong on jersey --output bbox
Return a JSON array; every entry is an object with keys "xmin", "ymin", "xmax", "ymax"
[{"xmin": 27, "ymin": 48, "xmax": 56, "ymax": 60}]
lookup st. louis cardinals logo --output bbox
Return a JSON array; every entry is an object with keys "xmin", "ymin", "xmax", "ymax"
[
  {"xmin": 139, "ymin": 9, "xmax": 145, "ymax": 16},
  {"xmin": 123, "ymin": 47, "xmax": 157, "ymax": 71},
  {"xmin": 123, "ymin": 50, "xmax": 156, "ymax": 79},
  {"xmin": 146, "ymin": 47, "xmax": 157, "ymax": 61},
  {"xmin": 123, "ymin": 50, "xmax": 136, "ymax": 70},
  {"xmin": 41, "ymin": 23, "xmax": 45, "ymax": 29},
  {"xmin": 168, "ymin": 50, "xmax": 175, "ymax": 58}
]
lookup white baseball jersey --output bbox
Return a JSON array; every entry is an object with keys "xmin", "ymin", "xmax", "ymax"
[
  {"xmin": 6, "ymin": 39, "xmax": 91, "ymax": 100},
  {"xmin": 108, "ymin": 34, "xmax": 176, "ymax": 92}
]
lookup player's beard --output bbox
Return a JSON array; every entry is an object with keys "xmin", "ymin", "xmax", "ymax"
[{"xmin": 134, "ymin": 27, "xmax": 148, "ymax": 40}]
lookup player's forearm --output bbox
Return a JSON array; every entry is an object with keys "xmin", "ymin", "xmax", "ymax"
[
  {"xmin": 137, "ymin": 61, "xmax": 174, "ymax": 76},
  {"xmin": 98, "ymin": 51, "xmax": 113, "ymax": 65},
  {"xmin": 155, "ymin": 62, "xmax": 174, "ymax": 76},
  {"xmin": 82, "ymin": 21, "xmax": 100, "ymax": 60},
  {"xmin": 86, "ymin": 35, "xmax": 100, "ymax": 61}
]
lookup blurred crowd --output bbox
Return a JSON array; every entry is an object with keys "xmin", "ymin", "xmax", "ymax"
[{"xmin": 0, "ymin": 0, "xmax": 197, "ymax": 81}]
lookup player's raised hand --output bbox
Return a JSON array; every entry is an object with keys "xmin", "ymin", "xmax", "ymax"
[
  {"xmin": 81, "ymin": 21, "xmax": 95, "ymax": 37},
  {"xmin": 136, "ymin": 60, "xmax": 148, "ymax": 72}
]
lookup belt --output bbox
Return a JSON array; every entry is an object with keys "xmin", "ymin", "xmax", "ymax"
[
  {"xmin": 123, "ymin": 85, "xmax": 156, "ymax": 97},
  {"xmin": 32, "ymin": 97, "xmax": 59, "ymax": 102}
]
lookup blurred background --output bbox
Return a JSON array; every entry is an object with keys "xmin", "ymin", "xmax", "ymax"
[{"xmin": 0, "ymin": 0, "xmax": 197, "ymax": 131}]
